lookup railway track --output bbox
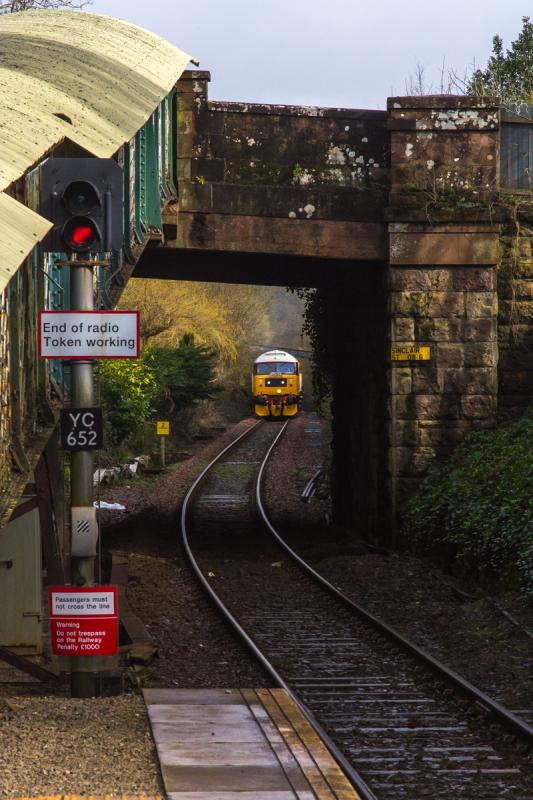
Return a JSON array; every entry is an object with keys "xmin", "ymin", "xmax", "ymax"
[{"xmin": 181, "ymin": 419, "xmax": 533, "ymax": 800}]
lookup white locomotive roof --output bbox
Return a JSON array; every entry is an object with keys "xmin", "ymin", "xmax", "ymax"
[{"xmin": 255, "ymin": 350, "xmax": 298, "ymax": 364}]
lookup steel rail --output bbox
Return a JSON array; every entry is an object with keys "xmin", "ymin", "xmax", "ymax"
[
  {"xmin": 300, "ymin": 467, "xmax": 323, "ymax": 502},
  {"xmin": 256, "ymin": 428, "xmax": 533, "ymax": 747},
  {"xmin": 180, "ymin": 418, "xmax": 377, "ymax": 800}
]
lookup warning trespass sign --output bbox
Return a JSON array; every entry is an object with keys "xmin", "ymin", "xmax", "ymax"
[{"xmin": 48, "ymin": 586, "xmax": 118, "ymax": 657}]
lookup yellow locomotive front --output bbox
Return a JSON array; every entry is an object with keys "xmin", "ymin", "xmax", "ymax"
[{"xmin": 253, "ymin": 350, "xmax": 302, "ymax": 418}]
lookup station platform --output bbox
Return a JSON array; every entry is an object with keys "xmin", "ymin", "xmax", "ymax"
[{"xmin": 143, "ymin": 687, "xmax": 362, "ymax": 799}]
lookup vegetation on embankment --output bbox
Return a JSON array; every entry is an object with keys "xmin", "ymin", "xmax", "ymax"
[
  {"xmin": 98, "ymin": 280, "xmax": 308, "ymax": 460},
  {"xmin": 402, "ymin": 407, "xmax": 533, "ymax": 596},
  {"xmin": 98, "ymin": 334, "xmax": 219, "ymax": 449}
]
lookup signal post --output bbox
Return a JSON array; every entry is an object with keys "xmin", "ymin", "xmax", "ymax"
[
  {"xmin": 69, "ymin": 255, "xmax": 96, "ymax": 697},
  {"xmin": 39, "ymin": 158, "xmax": 125, "ymax": 697}
]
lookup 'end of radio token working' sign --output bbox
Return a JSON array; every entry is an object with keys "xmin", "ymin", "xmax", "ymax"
[
  {"xmin": 60, "ymin": 407, "xmax": 103, "ymax": 451},
  {"xmin": 49, "ymin": 586, "xmax": 118, "ymax": 657},
  {"xmin": 38, "ymin": 310, "xmax": 139, "ymax": 359}
]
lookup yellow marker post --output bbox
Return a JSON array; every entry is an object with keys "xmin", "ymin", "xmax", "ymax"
[
  {"xmin": 391, "ymin": 344, "xmax": 431, "ymax": 362},
  {"xmin": 156, "ymin": 421, "xmax": 170, "ymax": 467}
]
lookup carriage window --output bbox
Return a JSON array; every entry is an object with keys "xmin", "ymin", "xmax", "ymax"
[{"xmin": 256, "ymin": 361, "xmax": 297, "ymax": 375}]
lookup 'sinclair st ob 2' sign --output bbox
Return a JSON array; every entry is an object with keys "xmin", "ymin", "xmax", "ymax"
[
  {"xmin": 49, "ymin": 586, "xmax": 118, "ymax": 656},
  {"xmin": 39, "ymin": 311, "xmax": 139, "ymax": 359}
]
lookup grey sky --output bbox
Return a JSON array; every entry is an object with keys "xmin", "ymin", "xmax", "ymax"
[{"xmin": 91, "ymin": 0, "xmax": 529, "ymax": 109}]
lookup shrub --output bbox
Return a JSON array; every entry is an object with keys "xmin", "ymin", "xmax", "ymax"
[
  {"xmin": 402, "ymin": 407, "xmax": 533, "ymax": 595},
  {"xmin": 98, "ymin": 358, "xmax": 158, "ymax": 446},
  {"xmin": 98, "ymin": 335, "xmax": 219, "ymax": 448},
  {"xmin": 148, "ymin": 334, "xmax": 218, "ymax": 414}
]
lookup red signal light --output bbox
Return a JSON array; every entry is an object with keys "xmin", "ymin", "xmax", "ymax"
[
  {"xmin": 72, "ymin": 224, "xmax": 94, "ymax": 246},
  {"xmin": 62, "ymin": 216, "xmax": 100, "ymax": 252}
]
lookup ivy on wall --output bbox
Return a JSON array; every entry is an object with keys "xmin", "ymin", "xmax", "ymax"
[
  {"xmin": 402, "ymin": 406, "xmax": 533, "ymax": 595},
  {"xmin": 294, "ymin": 287, "xmax": 333, "ymax": 413}
]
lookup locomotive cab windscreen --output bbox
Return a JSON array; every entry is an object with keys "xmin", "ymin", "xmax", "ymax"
[{"xmin": 254, "ymin": 361, "xmax": 298, "ymax": 375}]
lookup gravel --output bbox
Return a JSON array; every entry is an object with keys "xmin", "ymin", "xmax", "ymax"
[
  {"xmin": 0, "ymin": 695, "xmax": 161, "ymax": 798},
  {"xmin": 124, "ymin": 551, "xmax": 270, "ymax": 689},
  {"xmin": 101, "ymin": 415, "xmax": 270, "ymax": 689}
]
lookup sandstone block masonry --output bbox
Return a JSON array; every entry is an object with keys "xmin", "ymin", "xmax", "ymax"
[
  {"xmin": 387, "ymin": 96, "xmax": 504, "ymax": 509},
  {"xmin": 172, "ymin": 70, "xmax": 389, "ymax": 261},
  {"xmin": 497, "ymin": 215, "xmax": 533, "ymax": 414}
]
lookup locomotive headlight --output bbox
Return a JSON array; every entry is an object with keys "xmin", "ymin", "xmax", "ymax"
[{"xmin": 277, "ymin": 389, "xmax": 282, "ymax": 394}]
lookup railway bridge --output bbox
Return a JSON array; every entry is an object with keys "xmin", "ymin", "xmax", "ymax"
[
  {"xmin": 0, "ymin": 10, "xmax": 531, "ymax": 655},
  {"xmin": 137, "ymin": 71, "xmax": 533, "ymax": 537}
]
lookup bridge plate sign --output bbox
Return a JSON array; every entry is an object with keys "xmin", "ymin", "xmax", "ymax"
[
  {"xmin": 49, "ymin": 586, "xmax": 118, "ymax": 657},
  {"xmin": 38, "ymin": 310, "xmax": 139, "ymax": 359},
  {"xmin": 391, "ymin": 344, "xmax": 431, "ymax": 361}
]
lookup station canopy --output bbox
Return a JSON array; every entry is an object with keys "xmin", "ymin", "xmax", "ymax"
[{"xmin": 0, "ymin": 9, "xmax": 193, "ymax": 291}]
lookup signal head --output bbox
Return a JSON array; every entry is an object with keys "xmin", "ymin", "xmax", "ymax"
[{"xmin": 40, "ymin": 158, "xmax": 124, "ymax": 254}]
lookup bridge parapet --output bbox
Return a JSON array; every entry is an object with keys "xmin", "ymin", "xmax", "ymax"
[{"xmin": 170, "ymin": 70, "xmax": 389, "ymax": 261}]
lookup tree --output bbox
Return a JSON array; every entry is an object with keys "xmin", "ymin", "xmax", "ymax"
[
  {"xmin": 98, "ymin": 357, "xmax": 158, "ymax": 446},
  {"xmin": 120, "ymin": 279, "xmax": 273, "ymax": 364},
  {"xmin": 404, "ymin": 59, "xmax": 457, "ymax": 96},
  {"xmin": 149, "ymin": 335, "xmax": 219, "ymax": 416},
  {"xmin": 97, "ymin": 336, "xmax": 220, "ymax": 447},
  {"xmin": 0, "ymin": 0, "xmax": 91, "ymax": 12},
  {"xmin": 404, "ymin": 18, "xmax": 532, "ymax": 105},
  {"xmin": 468, "ymin": 17, "xmax": 533, "ymax": 104}
]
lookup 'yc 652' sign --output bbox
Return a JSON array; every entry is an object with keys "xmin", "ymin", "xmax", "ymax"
[{"xmin": 60, "ymin": 407, "xmax": 103, "ymax": 451}]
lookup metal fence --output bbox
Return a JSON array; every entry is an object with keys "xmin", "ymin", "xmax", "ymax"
[{"xmin": 501, "ymin": 103, "xmax": 533, "ymax": 190}]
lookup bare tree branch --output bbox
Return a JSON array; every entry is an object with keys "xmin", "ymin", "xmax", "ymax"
[
  {"xmin": 405, "ymin": 62, "xmax": 431, "ymax": 96},
  {"xmin": 0, "ymin": 0, "xmax": 91, "ymax": 12}
]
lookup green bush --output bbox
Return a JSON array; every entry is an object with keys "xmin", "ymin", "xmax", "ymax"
[
  {"xmin": 148, "ymin": 334, "xmax": 218, "ymax": 414},
  {"xmin": 98, "ymin": 358, "xmax": 158, "ymax": 446},
  {"xmin": 402, "ymin": 407, "xmax": 533, "ymax": 595},
  {"xmin": 98, "ymin": 334, "xmax": 219, "ymax": 447}
]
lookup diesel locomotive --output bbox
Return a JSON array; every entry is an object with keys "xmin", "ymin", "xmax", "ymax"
[{"xmin": 253, "ymin": 350, "xmax": 302, "ymax": 417}]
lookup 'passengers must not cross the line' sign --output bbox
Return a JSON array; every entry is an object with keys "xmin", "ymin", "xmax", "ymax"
[{"xmin": 49, "ymin": 586, "xmax": 118, "ymax": 657}]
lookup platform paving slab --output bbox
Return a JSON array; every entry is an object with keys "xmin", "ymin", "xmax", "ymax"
[
  {"xmin": 144, "ymin": 687, "xmax": 363, "ymax": 800},
  {"xmin": 167, "ymin": 794, "xmax": 315, "ymax": 800},
  {"xmin": 167, "ymin": 794, "xmax": 316, "ymax": 800}
]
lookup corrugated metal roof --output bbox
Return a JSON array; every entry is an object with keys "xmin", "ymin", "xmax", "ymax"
[
  {"xmin": 0, "ymin": 9, "xmax": 193, "ymax": 292},
  {"xmin": 0, "ymin": 10, "xmax": 192, "ymax": 190},
  {"xmin": 0, "ymin": 193, "xmax": 52, "ymax": 289}
]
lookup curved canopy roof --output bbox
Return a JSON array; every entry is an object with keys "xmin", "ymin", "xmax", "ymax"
[{"xmin": 0, "ymin": 9, "xmax": 193, "ymax": 290}]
